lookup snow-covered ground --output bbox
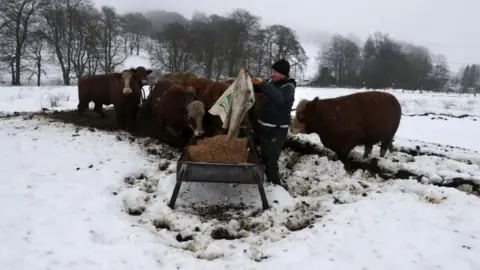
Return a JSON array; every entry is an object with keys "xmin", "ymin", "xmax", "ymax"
[{"xmin": 1, "ymin": 83, "xmax": 480, "ymax": 269}]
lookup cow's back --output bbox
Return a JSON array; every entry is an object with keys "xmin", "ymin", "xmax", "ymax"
[
  {"xmin": 187, "ymin": 77, "xmax": 214, "ymax": 100},
  {"xmin": 148, "ymin": 79, "xmax": 175, "ymax": 106},
  {"xmin": 313, "ymin": 91, "xmax": 401, "ymax": 150},
  {"xmin": 356, "ymin": 92, "xmax": 401, "ymax": 144}
]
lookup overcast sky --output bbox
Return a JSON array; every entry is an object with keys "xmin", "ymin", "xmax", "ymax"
[{"xmin": 94, "ymin": 0, "xmax": 479, "ymax": 77}]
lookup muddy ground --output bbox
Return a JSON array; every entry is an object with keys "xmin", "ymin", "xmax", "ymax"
[{"xmin": 4, "ymin": 107, "xmax": 479, "ymax": 195}]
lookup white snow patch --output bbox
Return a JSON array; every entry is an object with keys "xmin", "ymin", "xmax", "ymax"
[{"xmin": 0, "ymin": 84, "xmax": 479, "ymax": 269}]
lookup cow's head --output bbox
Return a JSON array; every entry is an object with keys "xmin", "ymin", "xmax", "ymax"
[
  {"xmin": 186, "ymin": 100, "xmax": 205, "ymax": 137},
  {"xmin": 132, "ymin": 66, "xmax": 152, "ymax": 86},
  {"xmin": 120, "ymin": 70, "xmax": 134, "ymax": 95},
  {"xmin": 290, "ymin": 98, "xmax": 315, "ymax": 134}
]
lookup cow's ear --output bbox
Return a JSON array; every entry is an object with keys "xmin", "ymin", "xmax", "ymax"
[
  {"xmin": 129, "ymin": 68, "xmax": 136, "ymax": 73},
  {"xmin": 113, "ymin": 72, "xmax": 122, "ymax": 79},
  {"xmin": 146, "ymin": 69, "xmax": 152, "ymax": 75}
]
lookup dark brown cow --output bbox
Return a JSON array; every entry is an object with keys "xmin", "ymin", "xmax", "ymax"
[
  {"xmin": 132, "ymin": 66, "xmax": 153, "ymax": 86},
  {"xmin": 110, "ymin": 69, "xmax": 143, "ymax": 130},
  {"xmin": 77, "ymin": 67, "xmax": 150, "ymax": 117},
  {"xmin": 152, "ymin": 85, "xmax": 204, "ymax": 147},
  {"xmin": 224, "ymin": 77, "xmax": 236, "ymax": 85},
  {"xmin": 186, "ymin": 77, "xmax": 214, "ymax": 101},
  {"xmin": 77, "ymin": 73, "xmax": 117, "ymax": 117},
  {"xmin": 290, "ymin": 91, "xmax": 402, "ymax": 170},
  {"xmin": 198, "ymin": 81, "xmax": 230, "ymax": 135},
  {"xmin": 246, "ymin": 92, "xmax": 264, "ymax": 144},
  {"xmin": 143, "ymin": 78, "xmax": 175, "ymax": 118},
  {"xmin": 200, "ymin": 81, "xmax": 229, "ymax": 109}
]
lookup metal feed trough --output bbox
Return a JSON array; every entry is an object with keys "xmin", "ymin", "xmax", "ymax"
[{"xmin": 167, "ymin": 127, "xmax": 269, "ymax": 210}]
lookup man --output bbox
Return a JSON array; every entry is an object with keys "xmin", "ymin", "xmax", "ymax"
[{"xmin": 248, "ymin": 59, "xmax": 296, "ymax": 186}]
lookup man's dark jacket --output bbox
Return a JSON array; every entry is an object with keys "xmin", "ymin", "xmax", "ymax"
[{"xmin": 254, "ymin": 77, "xmax": 297, "ymax": 127}]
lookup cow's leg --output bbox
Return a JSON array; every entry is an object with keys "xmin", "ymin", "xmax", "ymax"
[
  {"xmin": 129, "ymin": 103, "xmax": 140, "ymax": 132},
  {"xmin": 380, "ymin": 139, "xmax": 394, "ymax": 157},
  {"xmin": 94, "ymin": 102, "xmax": 106, "ymax": 118},
  {"xmin": 114, "ymin": 105, "xmax": 126, "ymax": 130},
  {"xmin": 337, "ymin": 134, "xmax": 358, "ymax": 173},
  {"xmin": 363, "ymin": 144, "xmax": 373, "ymax": 158},
  {"xmin": 77, "ymin": 101, "xmax": 88, "ymax": 115},
  {"xmin": 157, "ymin": 118, "xmax": 168, "ymax": 142},
  {"xmin": 388, "ymin": 141, "xmax": 395, "ymax": 153}
]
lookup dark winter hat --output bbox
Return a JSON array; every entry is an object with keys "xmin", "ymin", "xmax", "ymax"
[{"xmin": 271, "ymin": 59, "xmax": 290, "ymax": 76}]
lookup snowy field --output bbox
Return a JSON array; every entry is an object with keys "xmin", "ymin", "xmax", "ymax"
[{"xmin": 1, "ymin": 81, "xmax": 480, "ymax": 269}]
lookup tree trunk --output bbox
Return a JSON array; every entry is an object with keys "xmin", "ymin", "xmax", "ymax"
[{"xmin": 37, "ymin": 62, "xmax": 41, "ymax": 86}]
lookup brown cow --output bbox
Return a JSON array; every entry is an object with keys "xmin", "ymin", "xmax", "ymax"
[
  {"xmin": 110, "ymin": 69, "xmax": 143, "ymax": 131},
  {"xmin": 152, "ymin": 85, "xmax": 204, "ymax": 147},
  {"xmin": 162, "ymin": 72, "xmax": 197, "ymax": 88},
  {"xmin": 186, "ymin": 77, "xmax": 214, "ymax": 101},
  {"xmin": 290, "ymin": 91, "xmax": 402, "ymax": 171}
]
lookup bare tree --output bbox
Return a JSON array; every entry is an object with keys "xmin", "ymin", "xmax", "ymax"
[
  {"xmin": 147, "ymin": 22, "xmax": 195, "ymax": 72},
  {"xmin": 121, "ymin": 12, "xmax": 151, "ymax": 55},
  {"xmin": 0, "ymin": 32, "xmax": 17, "ymax": 84},
  {"xmin": 26, "ymin": 29, "xmax": 47, "ymax": 85},
  {"xmin": 98, "ymin": 6, "xmax": 126, "ymax": 73},
  {"xmin": 0, "ymin": 0, "xmax": 43, "ymax": 85},
  {"xmin": 263, "ymin": 24, "xmax": 308, "ymax": 78},
  {"xmin": 317, "ymin": 34, "xmax": 361, "ymax": 86},
  {"xmin": 70, "ymin": 3, "xmax": 98, "ymax": 78},
  {"xmin": 227, "ymin": 9, "xmax": 261, "ymax": 74},
  {"xmin": 41, "ymin": 0, "xmax": 85, "ymax": 85}
]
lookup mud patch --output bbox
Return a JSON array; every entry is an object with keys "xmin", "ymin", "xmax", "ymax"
[
  {"xmin": 35, "ymin": 108, "xmax": 158, "ymax": 138},
  {"xmin": 152, "ymin": 217, "xmax": 172, "ymax": 230},
  {"xmin": 403, "ymin": 112, "xmax": 479, "ymax": 120},
  {"xmin": 183, "ymin": 203, "xmax": 260, "ymax": 222},
  {"xmin": 211, "ymin": 227, "xmax": 243, "ymax": 240}
]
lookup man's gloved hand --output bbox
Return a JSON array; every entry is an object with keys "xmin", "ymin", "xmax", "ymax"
[{"xmin": 251, "ymin": 77, "xmax": 262, "ymax": 85}]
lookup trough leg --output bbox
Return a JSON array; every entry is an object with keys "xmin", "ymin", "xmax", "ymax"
[
  {"xmin": 254, "ymin": 167, "xmax": 269, "ymax": 210},
  {"xmin": 168, "ymin": 164, "xmax": 187, "ymax": 209}
]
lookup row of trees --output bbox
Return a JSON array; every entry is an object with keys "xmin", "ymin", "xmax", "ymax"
[
  {"xmin": 0, "ymin": 0, "xmax": 308, "ymax": 85},
  {"xmin": 146, "ymin": 10, "xmax": 308, "ymax": 80},
  {"xmin": 314, "ymin": 33, "xmax": 453, "ymax": 91},
  {"xmin": 0, "ymin": 0, "xmax": 475, "ymax": 93},
  {"xmin": 458, "ymin": 64, "xmax": 480, "ymax": 94},
  {"xmin": 0, "ymin": 0, "xmax": 156, "ymax": 85}
]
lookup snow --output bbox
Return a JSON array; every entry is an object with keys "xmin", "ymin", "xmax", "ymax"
[
  {"xmin": 120, "ymin": 51, "xmax": 151, "ymax": 69},
  {"xmin": 295, "ymin": 87, "xmax": 480, "ymax": 117},
  {"xmin": 0, "ymin": 86, "xmax": 77, "ymax": 112},
  {"xmin": 1, "ymin": 80, "xmax": 480, "ymax": 269}
]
